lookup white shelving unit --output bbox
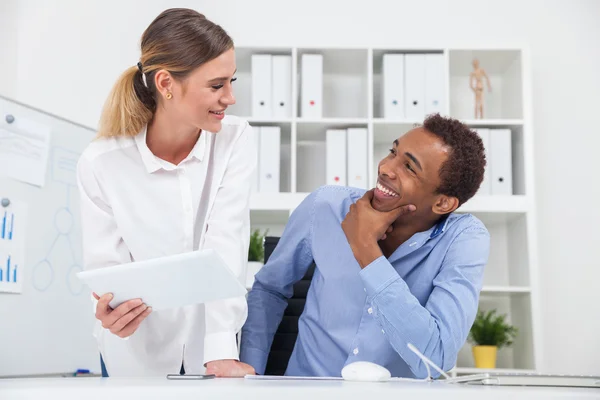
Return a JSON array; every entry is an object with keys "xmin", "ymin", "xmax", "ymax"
[{"xmin": 236, "ymin": 46, "xmax": 541, "ymax": 375}]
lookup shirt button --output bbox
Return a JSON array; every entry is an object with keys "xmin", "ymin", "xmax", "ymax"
[
  {"xmin": 381, "ymin": 329, "xmax": 385, "ymax": 334},
  {"xmin": 353, "ymin": 348, "xmax": 359, "ymax": 355},
  {"xmin": 363, "ymin": 288, "xmax": 366, "ymax": 292},
  {"xmin": 367, "ymin": 307, "xmax": 373, "ymax": 314}
]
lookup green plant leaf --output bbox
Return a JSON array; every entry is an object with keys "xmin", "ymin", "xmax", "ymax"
[
  {"xmin": 468, "ymin": 309, "xmax": 518, "ymax": 349},
  {"xmin": 248, "ymin": 228, "xmax": 268, "ymax": 262}
]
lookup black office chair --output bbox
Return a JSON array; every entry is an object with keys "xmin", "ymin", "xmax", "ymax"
[{"xmin": 262, "ymin": 236, "xmax": 315, "ymax": 376}]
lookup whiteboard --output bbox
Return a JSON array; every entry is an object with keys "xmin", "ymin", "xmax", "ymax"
[{"xmin": 0, "ymin": 95, "xmax": 100, "ymax": 376}]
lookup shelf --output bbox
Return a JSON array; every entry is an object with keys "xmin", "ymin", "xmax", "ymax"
[
  {"xmin": 250, "ymin": 192, "xmax": 307, "ymax": 211},
  {"xmin": 449, "ymin": 49, "xmax": 523, "ymax": 120},
  {"xmin": 244, "ymin": 117, "xmax": 293, "ymax": 124},
  {"xmin": 457, "ymin": 196, "xmax": 530, "ymax": 227},
  {"xmin": 239, "ymin": 46, "xmax": 536, "ymax": 374},
  {"xmin": 241, "ymin": 117, "xmax": 524, "ymax": 126},
  {"xmin": 372, "ymin": 118, "xmax": 423, "ymax": 125},
  {"xmin": 250, "ymin": 192, "xmax": 530, "ymax": 214},
  {"xmin": 457, "ymin": 295, "xmax": 534, "ymax": 370},
  {"xmin": 297, "ymin": 118, "xmax": 369, "ymax": 124},
  {"xmin": 297, "ymin": 119, "xmax": 368, "ymax": 141},
  {"xmin": 297, "ymin": 48, "xmax": 368, "ymax": 118},
  {"xmin": 298, "ymin": 48, "xmax": 367, "ymax": 75},
  {"xmin": 371, "ymin": 49, "xmax": 446, "ymax": 119},
  {"xmin": 370, "ymin": 118, "xmax": 524, "ymax": 144},
  {"xmin": 458, "ymin": 195, "xmax": 529, "ymax": 213},
  {"xmin": 462, "ymin": 119, "xmax": 523, "ymax": 127},
  {"xmin": 372, "ymin": 122, "xmax": 417, "ymax": 146},
  {"xmin": 452, "ymin": 367, "xmax": 536, "ymax": 375},
  {"xmin": 227, "ymin": 47, "xmax": 293, "ymax": 118},
  {"xmin": 481, "ymin": 286, "xmax": 531, "ymax": 295},
  {"xmin": 250, "ymin": 123, "xmax": 292, "ymax": 193}
]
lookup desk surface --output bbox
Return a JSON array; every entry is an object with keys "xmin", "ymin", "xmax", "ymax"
[{"xmin": 1, "ymin": 377, "xmax": 599, "ymax": 400}]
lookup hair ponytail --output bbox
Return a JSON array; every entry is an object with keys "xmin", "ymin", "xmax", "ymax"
[{"xmin": 96, "ymin": 66, "xmax": 154, "ymax": 138}]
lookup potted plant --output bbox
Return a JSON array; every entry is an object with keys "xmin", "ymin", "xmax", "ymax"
[
  {"xmin": 247, "ymin": 228, "xmax": 267, "ymax": 287},
  {"xmin": 468, "ymin": 309, "xmax": 518, "ymax": 369}
]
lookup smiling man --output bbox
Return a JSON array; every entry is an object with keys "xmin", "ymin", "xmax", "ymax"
[{"xmin": 240, "ymin": 114, "xmax": 490, "ymax": 379}]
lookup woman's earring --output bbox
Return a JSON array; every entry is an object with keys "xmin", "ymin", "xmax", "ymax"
[{"xmin": 166, "ymin": 92, "xmax": 173, "ymax": 100}]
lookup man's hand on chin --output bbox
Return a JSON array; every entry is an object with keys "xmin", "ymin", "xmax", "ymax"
[
  {"xmin": 205, "ymin": 359, "xmax": 256, "ymax": 377},
  {"xmin": 342, "ymin": 189, "xmax": 416, "ymax": 268}
]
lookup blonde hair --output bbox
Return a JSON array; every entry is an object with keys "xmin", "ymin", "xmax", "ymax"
[{"xmin": 97, "ymin": 8, "xmax": 234, "ymax": 138}]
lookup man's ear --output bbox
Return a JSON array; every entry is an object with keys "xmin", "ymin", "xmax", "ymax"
[{"xmin": 432, "ymin": 195, "xmax": 459, "ymax": 215}]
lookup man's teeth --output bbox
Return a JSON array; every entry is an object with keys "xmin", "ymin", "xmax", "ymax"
[{"xmin": 377, "ymin": 182, "xmax": 398, "ymax": 197}]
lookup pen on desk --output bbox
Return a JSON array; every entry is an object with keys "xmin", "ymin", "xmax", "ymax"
[{"xmin": 73, "ymin": 369, "xmax": 91, "ymax": 376}]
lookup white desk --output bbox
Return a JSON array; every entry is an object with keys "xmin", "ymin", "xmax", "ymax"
[{"xmin": 1, "ymin": 377, "xmax": 598, "ymax": 400}]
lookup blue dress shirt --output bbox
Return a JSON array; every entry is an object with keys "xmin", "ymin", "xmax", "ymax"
[{"xmin": 240, "ymin": 186, "xmax": 490, "ymax": 378}]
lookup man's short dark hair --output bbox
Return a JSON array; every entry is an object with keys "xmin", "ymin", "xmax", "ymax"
[{"xmin": 423, "ymin": 114, "xmax": 486, "ymax": 206}]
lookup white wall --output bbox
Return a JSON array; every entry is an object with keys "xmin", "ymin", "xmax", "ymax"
[
  {"xmin": 0, "ymin": 0, "xmax": 19, "ymax": 96},
  {"xmin": 2, "ymin": 0, "xmax": 600, "ymax": 374}
]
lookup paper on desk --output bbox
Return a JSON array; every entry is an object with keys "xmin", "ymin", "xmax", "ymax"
[{"xmin": 0, "ymin": 118, "xmax": 51, "ymax": 187}]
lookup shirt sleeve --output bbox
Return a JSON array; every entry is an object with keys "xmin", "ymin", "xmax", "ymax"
[
  {"xmin": 358, "ymin": 224, "xmax": 490, "ymax": 378},
  {"xmin": 201, "ymin": 122, "xmax": 258, "ymax": 365},
  {"xmin": 76, "ymin": 152, "xmax": 133, "ymax": 339},
  {"xmin": 239, "ymin": 189, "xmax": 318, "ymax": 375}
]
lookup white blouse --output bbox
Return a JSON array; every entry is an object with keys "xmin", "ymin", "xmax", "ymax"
[{"xmin": 76, "ymin": 115, "xmax": 256, "ymax": 377}]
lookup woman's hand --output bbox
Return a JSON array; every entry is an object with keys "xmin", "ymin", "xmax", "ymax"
[
  {"xmin": 93, "ymin": 292, "xmax": 152, "ymax": 338},
  {"xmin": 205, "ymin": 359, "xmax": 256, "ymax": 377}
]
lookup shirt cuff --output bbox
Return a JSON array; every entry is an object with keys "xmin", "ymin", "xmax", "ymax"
[
  {"xmin": 239, "ymin": 346, "xmax": 269, "ymax": 375},
  {"xmin": 203, "ymin": 332, "xmax": 240, "ymax": 365},
  {"xmin": 358, "ymin": 256, "xmax": 400, "ymax": 298}
]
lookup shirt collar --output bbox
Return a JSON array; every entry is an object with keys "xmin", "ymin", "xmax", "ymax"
[
  {"xmin": 134, "ymin": 126, "xmax": 207, "ymax": 173},
  {"xmin": 387, "ymin": 214, "xmax": 452, "ymax": 263},
  {"xmin": 189, "ymin": 130, "xmax": 207, "ymax": 163},
  {"xmin": 407, "ymin": 215, "xmax": 450, "ymax": 247},
  {"xmin": 429, "ymin": 214, "xmax": 450, "ymax": 240}
]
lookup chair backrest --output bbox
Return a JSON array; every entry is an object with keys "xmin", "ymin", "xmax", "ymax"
[{"xmin": 263, "ymin": 236, "xmax": 315, "ymax": 375}]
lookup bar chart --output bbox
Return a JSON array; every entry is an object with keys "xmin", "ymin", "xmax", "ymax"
[
  {"xmin": 1, "ymin": 210, "xmax": 15, "ymax": 241},
  {"xmin": 0, "ymin": 251, "xmax": 21, "ymax": 293},
  {"xmin": 0, "ymin": 203, "xmax": 23, "ymax": 293},
  {"xmin": 0, "ymin": 255, "xmax": 17, "ymax": 283}
]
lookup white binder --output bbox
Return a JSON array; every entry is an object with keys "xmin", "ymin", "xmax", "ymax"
[
  {"xmin": 382, "ymin": 54, "xmax": 405, "ymax": 119},
  {"xmin": 296, "ymin": 141, "xmax": 326, "ymax": 192},
  {"xmin": 301, "ymin": 54, "xmax": 323, "ymax": 118},
  {"xmin": 489, "ymin": 129, "xmax": 513, "ymax": 195},
  {"xmin": 250, "ymin": 126, "xmax": 260, "ymax": 193},
  {"xmin": 258, "ymin": 126, "xmax": 281, "ymax": 193},
  {"xmin": 404, "ymin": 54, "xmax": 426, "ymax": 120},
  {"xmin": 473, "ymin": 128, "xmax": 491, "ymax": 195},
  {"xmin": 326, "ymin": 129, "xmax": 347, "ymax": 186},
  {"xmin": 424, "ymin": 54, "xmax": 445, "ymax": 115},
  {"xmin": 271, "ymin": 55, "xmax": 292, "ymax": 118},
  {"xmin": 251, "ymin": 54, "xmax": 272, "ymax": 118},
  {"xmin": 347, "ymin": 127, "xmax": 368, "ymax": 189}
]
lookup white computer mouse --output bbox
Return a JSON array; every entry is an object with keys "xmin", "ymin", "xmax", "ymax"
[{"xmin": 341, "ymin": 361, "xmax": 391, "ymax": 382}]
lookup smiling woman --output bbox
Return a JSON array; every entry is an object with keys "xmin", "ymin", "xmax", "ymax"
[
  {"xmin": 77, "ymin": 8, "xmax": 257, "ymax": 378},
  {"xmin": 98, "ymin": 8, "xmax": 236, "ymax": 141}
]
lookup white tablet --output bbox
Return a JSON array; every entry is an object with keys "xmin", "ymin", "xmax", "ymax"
[{"xmin": 77, "ymin": 249, "xmax": 247, "ymax": 310}]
